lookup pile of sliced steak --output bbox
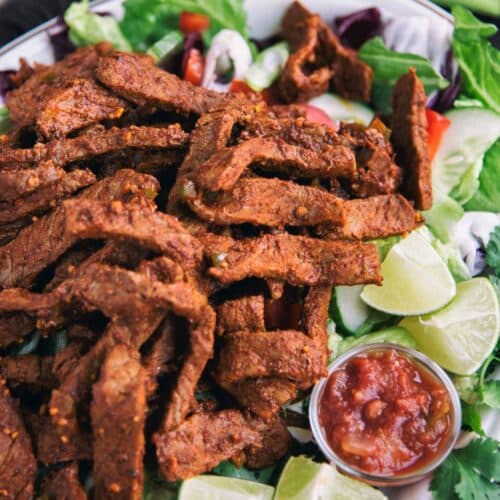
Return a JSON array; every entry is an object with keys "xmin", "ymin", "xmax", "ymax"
[{"xmin": 0, "ymin": 1, "xmax": 431, "ymax": 494}]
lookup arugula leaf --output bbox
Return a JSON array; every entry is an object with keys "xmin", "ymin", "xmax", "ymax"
[
  {"xmin": 465, "ymin": 140, "xmax": 500, "ymax": 212},
  {"xmin": 486, "ymin": 226, "xmax": 500, "ymax": 275},
  {"xmin": 431, "ymin": 438, "xmax": 500, "ymax": 500},
  {"xmin": 358, "ymin": 37, "xmax": 449, "ymax": 114},
  {"xmin": 121, "ymin": 0, "xmax": 248, "ymax": 51},
  {"xmin": 451, "ymin": 6, "xmax": 500, "ymax": 113},
  {"xmin": 65, "ymin": 0, "xmax": 131, "ymax": 51}
]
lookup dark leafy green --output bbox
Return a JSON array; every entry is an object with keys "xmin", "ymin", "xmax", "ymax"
[
  {"xmin": 461, "ymin": 402, "xmax": 484, "ymax": 435},
  {"xmin": 486, "ymin": 226, "xmax": 500, "ymax": 275},
  {"xmin": 451, "ymin": 6, "xmax": 500, "ymax": 113},
  {"xmin": 358, "ymin": 37, "xmax": 448, "ymax": 113},
  {"xmin": 431, "ymin": 438, "xmax": 500, "ymax": 500},
  {"xmin": 212, "ymin": 461, "xmax": 276, "ymax": 484}
]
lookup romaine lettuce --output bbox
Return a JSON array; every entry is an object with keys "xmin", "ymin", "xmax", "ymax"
[{"xmin": 451, "ymin": 6, "xmax": 500, "ymax": 113}]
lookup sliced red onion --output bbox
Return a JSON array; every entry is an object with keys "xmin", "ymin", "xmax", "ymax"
[{"xmin": 334, "ymin": 8, "xmax": 382, "ymax": 49}]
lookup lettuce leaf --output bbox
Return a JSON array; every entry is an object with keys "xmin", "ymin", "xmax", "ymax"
[
  {"xmin": 0, "ymin": 107, "xmax": 11, "ymax": 134},
  {"xmin": 451, "ymin": 6, "xmax": 500, "ymax": 113},
  {"xmin": 121, "ymin": 0, "xmax": 248, "ymax": 51},
  {"xmin": 358, "ymin": 37, "xmax": 448, "ymax": 114},
  {"xmin": 64, "ymin": 0, "xmax": 131, "ymax": 51},
  {"xmin": 464, "ymin": 140, "xmax": 500, "ymax": 212}
]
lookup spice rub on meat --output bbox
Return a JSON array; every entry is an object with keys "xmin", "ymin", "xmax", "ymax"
[
  {"xmin": 91, "ymin": 345, "xmax": 147, "ymax": 500},
  {"xmin": 391, "ymin": 68, "xmax": 432, "ymax": 209},
  {"xmin": 0, "ymin": 4, "xmax": 431, "ymax": 485},
  {"xmin": 278, "ymin": 1, "xmax": 373, "ymax": 102}
]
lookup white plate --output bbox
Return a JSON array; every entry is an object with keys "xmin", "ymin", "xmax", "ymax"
[{"xmin": 0, "ymin": 2, "xmax": 481, "ymax": 500}]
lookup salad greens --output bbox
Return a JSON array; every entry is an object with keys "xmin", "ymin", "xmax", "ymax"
[
  {"xmin": 431, "ymin": 438, "xmax": 500, "ymax": 500},
  {"xmin": 64, "ymin": 0, "xmax": 131, "ymax": 51},
  {"xmin": 0, "ymin": 107, "xmax": 11, "ymax": 134},
  {"xmin": 465, "ymin": 141, "xmax": 500, "ymax": 213},
  {"xmin": 358, "ymin": 37, "xmax": 449, "ymax": 113},
  {"xmin": 451, "ymin": 6, "xmax": 500, "ymax": 113},
  {"xmin": 120, "ymin": 0, "xmax": 248, "ymax": 51}
]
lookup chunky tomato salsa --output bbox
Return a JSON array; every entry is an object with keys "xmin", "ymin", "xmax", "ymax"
[{"xmin": 319, "ymin": 349, "xmax": 452, "ymax": 476}]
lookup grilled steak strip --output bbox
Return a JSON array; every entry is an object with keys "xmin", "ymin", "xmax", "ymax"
[
  {"xmin": 63, "ymin": 199, "xmax": 203, "ymax": 269},
  {"xmin": 0, "ymin": 355, "xmax": 55, "ymax": 390},
  {"xmin": 215, "ymin": 330, "xmax": 324, "ymax": 390},
  {"xmin": 0, "ymin": 163, "xmax": 67, "ymax": 202},
  {"xmin": 303, "ymin": 286, "xmax": 331, "ymax": 369},
  {"xmin": 321, "ymin": 194, "xmax": 422, "ymax": 240},
  {"xmin": 0, "ymin": 124, "xmax": 188, "ymax": 169},
  {"xmin": 197, "ymin": 137, "xmax": 356, "ymax": 192},
  {"xmin": 189, "ymin": 177, "xmax": 345, "ymax": 228},
  {"xmin": 216, "ymin": 295, "xmax": 265, "ymax": 335},
  {"xmin": 96, "ymin": 52, "xmax": 237, "ymax": 115},
  {"xmin": 202, "ymin": 232, "xmax": 381, "ymax": 286},
  {"xmin": 0, "ymin": 169, "xmax": 160, "ymax": 288},
  {"xmin": 37, "ymin": 78, "xmax": 127, "ymax": 140},
  {"xmin": 41, "ymin": 463, "xmax": 87, "ymax": 500},
  {"xmin": 279, "ymin": 1, "xmax": 372, "ymax": 102},
  {"xmin": 91, "ymin": 344, "xmax": 147, "ymax": 500},
  {"xmin": 225, "ymin": 377, "xmax": 297, "ymax": 421},
  {"xmin": 0, "ymin": 169, "xmax": 96, "ymax": 226},
  {"xmin": 6, "ymin": 43, "xmax": 114, "ymax": 130},
  {"xmin": 391, "ymin": 69, "xmax": 431, "ymax": 209},
  {"xmin": 0, "ymin": 387, "xmax": 37, "ymax": 499},
  {"xmin": 154, "ymin": 410, "xmax": 260, "ymax": 482},
  {"xmin": 0, "ymin": 313, "xmax": 35, "ymax": 349}
]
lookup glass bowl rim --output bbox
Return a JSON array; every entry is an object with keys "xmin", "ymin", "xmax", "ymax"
[{"xmin": 308, "ymin": 342, "xmax": 462, "ymax": 486}]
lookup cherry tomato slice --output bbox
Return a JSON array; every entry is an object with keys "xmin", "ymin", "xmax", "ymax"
[
  {"xmin": 179, "ymin": 12, "xmax": 210, "ymax": 34},
  {"xmin": 183, "ymin": 48, "xmax": 204, "ymax": 86},
  {"xmin": 298, "ymin": 104, "xmax": 338, "ymax": 130},
  {"xmin": 426, "ymin": 108, "xmax": 450, "ymax": 161}
]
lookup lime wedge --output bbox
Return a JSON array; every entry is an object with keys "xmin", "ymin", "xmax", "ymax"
[
  {"xmin": 178, "ymin": 475, "xmax": 274, "ymax": 500},
  {"xmin": 274, "ymin": 456, "xmax": 386, "ymax": 500},
  {"xmin": 361, "ymin": 231, "xmax": 456, "ymax": 315},
  {"xmin": 400, "ymin": 278, "xmax": 499, "ymax": 375}
]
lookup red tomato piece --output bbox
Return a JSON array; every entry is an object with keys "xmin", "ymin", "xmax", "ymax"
[
  {"xmin": 183, "ymin": 48, "xmax": 204, "ymax": 86},
  {"xmin": 229, "ymin": 80, "xmax": 257, "ymax": 96},
  {"xmin": 298, "ymin": 104, "xmax": 338, "ymax": 130},
  {"xmin": 179, "ymin": 11, "xmax": 210, "ymax": 34},
  {"xmin": 426, "ymin": 108, "xmax": 450, "ymax": 161}
]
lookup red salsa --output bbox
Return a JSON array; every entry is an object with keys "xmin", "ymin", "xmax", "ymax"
[{"xmin": 319, "ymin": 349, "xmax": 452, "ymax": 476}]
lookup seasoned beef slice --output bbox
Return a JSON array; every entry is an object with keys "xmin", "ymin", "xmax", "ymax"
[
  {"xmin": 0, "ymin": 388, "xmax": 37, "ymax": 499},
  {"xmin": 154, "ymin": 410, "xmax": 260, "ymax": 481},
  {"xmin": 91, "ymin": 344, "xmax": 147, "ymax": 500},
  {"xmin": 0, "ymin": 169, "xmax": 160, "ymax": 288},
  {"xmin": 279, "ymin": 1, "xmax": 372, "ymax": 102},
  {"xmin": 0, "ymin": 168, "xmax": 96, "ymax": 227},
  {"xmin": 41, "ymin": 463, "xmax": 87, "ymax": 500},
  {"xmin": 6, "ymin": 43, "xmax": 114, "ymax": 130},
  {"xmin": 0, "ymin": 124, "xmax": 188, "ymax": 169},
  {"xmin": 96, "ymin": 52, "xmax": 238, "ymax": 115},
  {"xmin": 37, "ymin": 78, "xmax": 127, "ymax": 140},
  {"xmin": 216, "ymin": 295, "xmax": 265, "ymax": 335},
  {"xmin": 202, "ymin": 232, "xmax": 381, "ymax": 286},
  {"xmin": 391, "ymin": 68, "xmax": 431, "ymax": 210},
  {"xmin": 63, "ymin": 199, "xmax": 203, "ymax": 269},
  {"xmin": 215, "ymin": 330, "xmax": 324, "ymax": 390},
  {"xmin": 196, "ymin": 137, "xmax": 355, "ymax": 192}
]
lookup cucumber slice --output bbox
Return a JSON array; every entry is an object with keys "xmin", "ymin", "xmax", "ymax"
[
  {"xmin": 432, "ymin": 108, "xmax": 500, "ymax": 203},
  {"xmin": 331, "ymin": 285, "xmax": 370, "ymax": 335},
  {"xmin": 244, "ymin": 42, "xmax": 289, "ymax": 91},
  {"xmin": 308, "ymin": 94, "xmax": 374, "ymax": 126}
]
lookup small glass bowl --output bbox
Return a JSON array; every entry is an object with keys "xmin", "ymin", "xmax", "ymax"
[{"xmin": 309, "ymin": 343, "xmax": 462, "ymax": 487}]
